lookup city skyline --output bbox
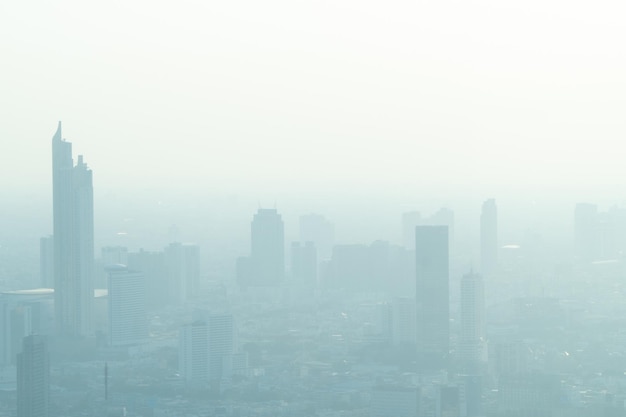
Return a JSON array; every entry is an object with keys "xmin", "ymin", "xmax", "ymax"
[{"xmin": 3, "ymin": 1, "xmax": 626, "ymax": 415}]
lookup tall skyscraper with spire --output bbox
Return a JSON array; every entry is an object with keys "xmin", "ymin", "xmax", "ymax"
[{"xmin": 52, "ymin": 122, "xmax": 94, "ymax": 337}]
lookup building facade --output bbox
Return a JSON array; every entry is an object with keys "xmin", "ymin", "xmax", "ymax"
[
  {"xmin": 415, "ymin": 225, "xmax": 449, "ymax": 370},
  {"xmin": 107, "ymin": 265, "xmax": 147, "ymax": 346},
  {"xmin": 17, "ymin": 335, "xmax": 50, "ymax": 417}
]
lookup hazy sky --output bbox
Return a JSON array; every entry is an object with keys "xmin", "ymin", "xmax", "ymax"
[{"xmin": 2, "ymin": 0, "xmax": 626, "ymax": 196}]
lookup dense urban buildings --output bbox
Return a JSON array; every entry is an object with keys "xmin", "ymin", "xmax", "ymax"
[{"xmin": 3, "ymin": 123, "xmax": 626, "ymax": 417}]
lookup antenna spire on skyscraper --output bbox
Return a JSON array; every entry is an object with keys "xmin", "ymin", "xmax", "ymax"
[{"xmin": 52, "ymin": 121, "xmax": 62, "ymax": 142}]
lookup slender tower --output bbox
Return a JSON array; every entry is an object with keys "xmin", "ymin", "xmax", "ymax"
[
  {"xmin": 480, "ymin": 199, "xmax": 498, "ymax": 277},
  {"xmin": 459, "ymin": 271, "xmax": 486, "ymax": 373},
  {"xmin": 251, "ymin": 209, "xmax": 284, "ymax": 286},
  {"xmin": 52, "ymin": 122, "xmax": 94, "ymax": 337}
]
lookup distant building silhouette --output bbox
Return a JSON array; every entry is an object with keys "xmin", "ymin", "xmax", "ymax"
[
  {"xmin": 0, "ymin": 289, "xmax": 54, "ymax": 366},
  {"xmin": 498, "ymin": 373, "xmax": 563, "ymax": 416},
  {"xmin": 391, "ymin": 297, "xmax": 417, "ymax": 346},
  {"xmin": 52, "ymin": 122, "xmax": 94, "ymax": 337},
  {"xmin": 165, "ymin": 243, "xmax": 200, "ymax": 303},
  {"xmin": 299, "ymin": 214, "xmax": 334, "ymax": 261},
  {"xmin": 101, "ymin": 246, "xmax": 128, "ymax": 268},
  {"xmin": 324, "ymin": 241, "xmax": 412, "ymax": 294},
  {"xmin": 127, "ymin": 249, "xmax": 167, "ymax": 309},
  {"xmin": 480, "ymin": 198, "xmax": 498, "ymax": 276},
  {"xmin": 402, "ymin": 208, "xmax": 454, "ymax": 250},
  {"xmin": 435, "ymin": 385, "xmax": 460, "ymax": 417},
  {"xmin": 238, "ymin": 209, "xmax": 284, "ymax": 286},
  {"xmin": 106, "ymin": 265, "xmax": 147, "ymax": 346},
  {"xmin": 573, "ymin": 203, "xmax": 626, "ymax": 262},
  {"xmin": 402, "ymin": 211, "xmax": 422, "ymax": 249},
  {"xmin": 429, "ymin": 208, "xmax": 455, "ymax": 244},
  {"xmin": 179, "ymin": 312, "xmax": 245, "ymax": 386},
  {"xmin": 290, "ymin": 241, "xmax": 317, "ymax": 288},
  {"xmin": 415, "ymin": 226, "xmax": 449, "ymax": 370},
  {"xmin": 17, "ymin": 335, "xmax": 50, "ymax": 417}
]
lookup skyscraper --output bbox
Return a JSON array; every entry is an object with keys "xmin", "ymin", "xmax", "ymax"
[
  {"xmin": 107, "ymin": 265, "xmax": 147, "ymax": 346},
  {"xmin": 165, "ymin": 242, "xmax": 200, "ymax": 304},
  {"xmin": 459, "ymin": 271, "xmax": 486, "ymax": 373},
  {"xmin": 480, "ymin": 199, "xmax": 498, "ymax": 276},
  {"xmin": 415, "ymin": 225, "xmax": 449, "ymax": 370},
  {"xmin": 127, "ymin": 249, "xmax": 167, "ymax": 309},
  {"xmin": 246, "ymin": 208, "xmax": 284, "ymax": 286},
  {"xmin": 52, "ymin": 122, "xmax": 94, "ymax": 337},
  {"xmin": 179, "ymin": 313, "xmax": 237, "ymax": 384},
  {"xmin": 17, "ymin": 335, "xmax": 50, "ymax": 417}
]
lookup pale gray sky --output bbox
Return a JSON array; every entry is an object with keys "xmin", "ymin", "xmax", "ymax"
[{"xmin": 2, "ymin": 0, "xmax": 626, "ymax": 195}]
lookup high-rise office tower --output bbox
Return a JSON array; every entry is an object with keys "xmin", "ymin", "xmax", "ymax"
[
  {"xmin": 459, "ymin": 272, "xmax": 486, "ymax": 373},
  {"xmin": 17, "ymin": 335, "xmax": 50, "ymax": 417},
  {"xmin": 52, "ymin": 122, "xmax": 94, "ymax": 337},
  {"xmin": 39, "ymin": 236, "xmax": 54, "ymax": 288},
  {"xmin": 165, "ymin": 243, "xmax": 200, "ymax": 303},
  {"xmin": 415, "ymin": 226, "xmax": 449, "ymax": 370},
  {"xmin": 107, "ymin": 265, "xmax": 147, "ymax": 346},
  {"xmin": 249, "ymin": 209, "xmax": 284, "ymax": 286},
  {"xmin": 179, "ymin": 320, "xmax": 210, "ymax": 382},
  {"xmin": 480, "ymin": 199, "xmax": 498, "ymax": 276}
]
